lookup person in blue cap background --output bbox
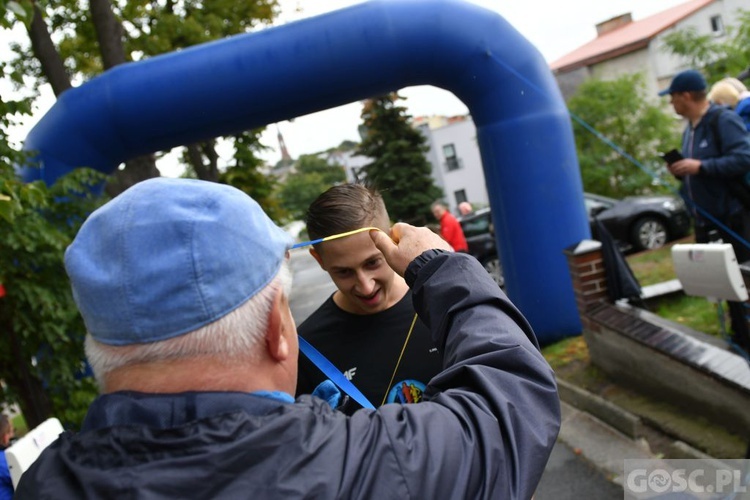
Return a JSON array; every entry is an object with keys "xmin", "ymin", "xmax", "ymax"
[
  {"xmin": 660, "ymin": 68, "xmax": 750, "ymax": 353},
  {"xmin": 15, "ymin": 177, "xmax": 560, "ymax": 499}
]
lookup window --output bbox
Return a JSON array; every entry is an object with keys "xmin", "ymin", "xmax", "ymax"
[
  {"xmin": 710, "ymin": 15, "xmax": 724, "ymax": 35},
  {"xmin": 443, "ymin": 143, "xmax": 461, "ymax": 171},
  {"xmin": 454, "ymin": 189, "xmax": 468, "ymax": 206}
]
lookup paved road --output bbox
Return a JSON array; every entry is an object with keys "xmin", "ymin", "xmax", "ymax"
[
  {"xmin": 535, "ymin": 440, "xmax": 621, "ymax": 499},
  {"xmin": 288, "ymin": 247, "xmax": 622, "ymax": 499},
  {"xmin": 288, "ymin": 248, "xmax": 337, "ymax": 324}
]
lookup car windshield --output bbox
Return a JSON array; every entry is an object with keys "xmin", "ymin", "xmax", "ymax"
[
  {"xmin": 584, "ymin": 197, "xmax": 612, "ymax": 216},
  {"xmin": 461, "ymin": 213, "xmax": 491, "ymax": 237}
]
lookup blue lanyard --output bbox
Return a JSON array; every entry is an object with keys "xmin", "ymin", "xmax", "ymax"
[{"xmin": 298, "ymin": 337, "xmax": 375, "ymax": 410}]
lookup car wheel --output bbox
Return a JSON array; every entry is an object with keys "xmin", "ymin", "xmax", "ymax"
[
  {"xmin": 631, "ymin": 216, "xmax": 668, "ymax": 251},
  {"xmin": 482, "ymin": 257, "xmax": 505, "ymax": 288}
]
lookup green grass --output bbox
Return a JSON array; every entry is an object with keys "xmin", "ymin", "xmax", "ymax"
[
  {"xmin": 626, "ymin": 236, "xmax": 727, "ymax": 338},
  {"xmin": 651, "ymin": 295, "xmax": 725, "ymax": 337},
  {"xmin": 542, "ymin": 335, "xmax": 589, "ymax": 371},
  {"xmin": 12, "ymin": 413, "xmax": 27, "ymax": 437},
  {"xmin": 625, "ymin": 242, "xmax": 680, "ymax": 286}
]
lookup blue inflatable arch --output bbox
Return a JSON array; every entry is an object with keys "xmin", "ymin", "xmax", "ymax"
[{"xmin": 21, "ymin": 0, "xmax": 591, "ymax": 343}]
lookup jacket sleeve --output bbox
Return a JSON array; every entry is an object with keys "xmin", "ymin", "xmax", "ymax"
[
  {"xmin": 700, "ymin": 111, "xmax": 750, "ymax": 178},
  {"xmin": 342, "ymin": 252, "xmax": 560, "ymax": 500}
]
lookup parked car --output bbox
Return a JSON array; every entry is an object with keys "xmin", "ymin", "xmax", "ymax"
[
  {"xmin": 459, "ymin": 192, "xmax": 690, "ymax": 287},
  {"xmin": 584, "ymin": 192, "xmax": 691, "ymax": 253},
  {"xmin": 459, "ymin": 208, "xmax": 504, "ymax": 287}
]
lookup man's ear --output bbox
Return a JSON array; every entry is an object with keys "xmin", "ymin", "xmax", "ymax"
[
  {"xmin": 266, "ymin": 289, "xmax": 290, "ymax": 362},
  {"xmin": 309, "ymin": 247, "xmax": 325, "ymax": 270}
]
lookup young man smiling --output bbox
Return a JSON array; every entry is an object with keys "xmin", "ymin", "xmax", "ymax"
[{"xmin": 295, "ymin": 183, "xmax": 442, "ymax": 409}]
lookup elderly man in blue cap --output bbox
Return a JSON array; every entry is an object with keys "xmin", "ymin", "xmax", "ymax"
[
  {"xmin": 15, "ymin": 178, "xmax": 560, "ymax": 499},
  {"xmin": 660, "ymin": 69, "xmax": 750, "ymax": 353}
]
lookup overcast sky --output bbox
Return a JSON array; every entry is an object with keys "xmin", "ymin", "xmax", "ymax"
[
  {"xmin": 4, "ymin": 0, "xmax": 689, "ymax": 176},
  {"xmin": 254, "ymin": 0, "xmax": 689, "ymax": 171}
]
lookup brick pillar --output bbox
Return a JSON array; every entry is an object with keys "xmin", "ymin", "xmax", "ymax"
[{"xmin": 564, "ymin": 240, "xmax": 609, "ymax": 321}]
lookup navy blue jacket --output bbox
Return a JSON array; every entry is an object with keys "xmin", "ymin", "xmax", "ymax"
[
  {"xmin": 734, "ymin": 96, "xmax": 750, "ymax": 131},
  {"xmin": 0, "ymin": 451, "xmax": 12, "ymax": 500},
  {"xmin": 680, "ymin": 103, "xmax": 750, "ymax": 222},
  {"xmin": 16, "ymin": 253, "xmax": 560, "ymax": 499}
]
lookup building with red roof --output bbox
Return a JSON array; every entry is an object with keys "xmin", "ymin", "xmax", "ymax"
[{"xmin": 550, "ymin": 0, "xmax": 745, "ymax": 100}]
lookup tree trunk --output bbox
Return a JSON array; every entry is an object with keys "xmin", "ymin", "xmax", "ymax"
[
  {"xmin": 186, "ymin": 141, "xmax": 220, "ymax": 182},
  {"xmin": 89, "ymin": 0, "xmax": 127, "ymax": 68},
  {"xmin": 28, "ymin": 3, "xmax": 71, "ymax": 97},
  {"xmin": 105, "ymin": 154, "xmax": 161, "ymax": 197},
  {"xmin": 25, "ymin": 0, "xmax": 159, "ymax": 196},
  {"xmin": 89, "ymin": 0, "xmax": 160, "ymax": 196},
  {"xmin": 1, "ymin": 319, "xmax": 53, "ymax": 430}
]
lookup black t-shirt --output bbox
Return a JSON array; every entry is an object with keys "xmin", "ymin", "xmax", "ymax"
[{"xmin": 296, "ymin": 291, "xmax": 442, "ymax": 409}]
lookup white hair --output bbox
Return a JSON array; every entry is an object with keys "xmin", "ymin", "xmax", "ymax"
[
  {"xmin": 708, "ymin": 80, "xmax": 740, "ymax": 107},
  {"xmin": 85, "ymin": 262, "xmax": 293, "ymax": 388},
  {"xmin": 720, "ymin": 77, "xmax": 747, "ymax": 94}
]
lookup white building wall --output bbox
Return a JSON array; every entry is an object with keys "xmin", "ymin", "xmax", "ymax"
[
  {"xmin": 327, "ymin": 150, "xmax": 370, "ymax": 183},
  {"xmin": 558, "ymin": 0, "xmax": 746, "ymax": 101},
  {"xmin": 421, "ymin": 118, "xmax": 489, "ymax": 214},
  {"xmin": 418, "ymin": 124, "xmax": 446, "ymax": 191},
  {"xmin": 590, "ymin": 49, "xmax": 653, "ymax": 88},
  {"xmin": 651, "ymin": 0, "xmax": 742, "ymax": 92}
]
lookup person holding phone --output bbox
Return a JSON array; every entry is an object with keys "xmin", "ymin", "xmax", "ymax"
[{"xmin": 660, "ymin": 69, "xmax": 750, "ymax": 353}]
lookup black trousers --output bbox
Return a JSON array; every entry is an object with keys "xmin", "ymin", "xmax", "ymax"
[{"xmin": 695, "ymin": 213, "xmax": 750, "ymax": 353}]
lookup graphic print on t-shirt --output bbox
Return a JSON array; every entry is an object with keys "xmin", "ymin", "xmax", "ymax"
[
  {"xmin": 386, "ymin": 379, "xmax": 426, "ymax": 404},
  {"xmin": 296, "ymin": 291, "xmax": 442, "ymax": 407}
]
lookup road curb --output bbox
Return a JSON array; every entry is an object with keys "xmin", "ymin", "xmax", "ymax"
[
  {"xmin": 557, "ymin": 378, "xmax": 644, "ymax": 440},
  {"xmin": 556, "ymin": 376, "xmax": 737, "ymax": 463},
  {"xmin": 557, "ymin": 401, "xmax": 653, "ymax": 486},
  {"xmin": 667, "ymin": 440, "xmax": 715, "ymax": 460}
]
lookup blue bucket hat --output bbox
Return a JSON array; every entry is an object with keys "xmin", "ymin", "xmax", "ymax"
[
  {"xmin": 658, "ymin": 69, "xmax": 707, "ymax": 96},
  {"xmin": 65, "ymin": 178, "xmax": 293, "ymax": 346}
]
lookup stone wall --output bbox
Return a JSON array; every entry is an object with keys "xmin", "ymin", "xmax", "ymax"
[{"xmin": 564, "ymin": 239, "xmax": 750, "ymax": 438}]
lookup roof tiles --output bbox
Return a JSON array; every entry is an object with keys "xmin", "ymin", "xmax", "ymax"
[{"xmin": 550, "ymin": 0, "xmax": 716, "ymax": 72}]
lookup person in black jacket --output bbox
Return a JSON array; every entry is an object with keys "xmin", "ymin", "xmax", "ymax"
[
  {"xmin": 16, "ymin": 178, "xmax": 560, "ymax": 499},
  {"xmin": 660, "ymin": 69, "xmax": 750, "ymax": 353}
]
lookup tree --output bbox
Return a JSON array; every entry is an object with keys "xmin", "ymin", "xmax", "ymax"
[
  {"xmin": 0, "ymin": 89, "xmax": 106, "ymax": 428},
  {"xmin": 7, "ymin": 0, "xmax": 160, "ymax": 196},
  {"xmin": 331, "ymin": 139, "xmax": 358, "ymax": 152},
  {"xmin": 661, "ymin": 9, "xmax": 750, "ymax": 82},
  {"xmin": 278, "ymin": 153, "xmax": 346, "ymax": 220},
  {"xmin": 567, "ymin": 73, "xmax": 680, "ymax": 198},
  {"xmin": 4, "ymin": 0, "xmax": 279, "ymax": 195},
  {"xmin": 1, "ymin": 0, "xmax": 283, "ymax": 429},
  {"xmin": 220, "ymin": 129, "xmax": 287, "ymax": 225},
  {"xmin": 356, "ymin": 93, "xmax": 443, "ymax": 225},
  {"xmin": 0, "ymin": 51, "xmax": 107, "ymax": 428}
]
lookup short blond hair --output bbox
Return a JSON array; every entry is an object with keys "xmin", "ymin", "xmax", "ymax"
[{"xmin": 708, "ymin": 81, "xmax": 740, "ymax": 107}]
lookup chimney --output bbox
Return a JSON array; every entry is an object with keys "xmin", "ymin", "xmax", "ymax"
[{"xmin": 596, "ymin": 13, "xmax": 632, "ymax": 37}]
